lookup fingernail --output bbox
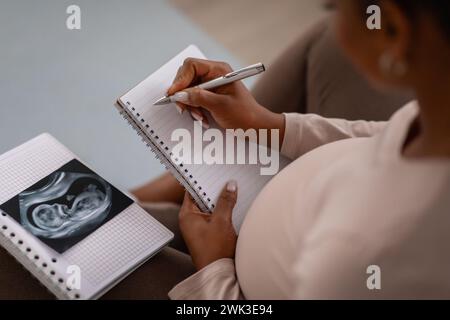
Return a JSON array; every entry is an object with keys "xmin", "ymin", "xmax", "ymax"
[
  {"xmin": 227, "ymin": 180, "xmax": 237, "ymax": 193},
  {"xmin": 175, "ymin": 105, "xmax": 183, "ymax": 114},
  {"xmin": 173, "ymin": 91, "xmax": 189, "ymax": 103},
  {"xmin": 190, "ymin": 111, "xmax": 203, "ymax": 122},
  {"xmin": 202, "ymin": 121, "xmax": 210, "ymax": 129}
]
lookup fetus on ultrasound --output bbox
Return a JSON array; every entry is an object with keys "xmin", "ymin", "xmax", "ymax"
[
  {"xmin": 18, "ymin": 171, "xmax": 112, "ymax": 239},
  {"xmin": 0, "ymin": 159, "xmax": 133, "ymax": 253}
]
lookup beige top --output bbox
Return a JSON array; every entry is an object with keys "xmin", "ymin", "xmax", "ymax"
[{"xmin": 169, "ymin": 102, "xmax": 450, "ymax": 299}]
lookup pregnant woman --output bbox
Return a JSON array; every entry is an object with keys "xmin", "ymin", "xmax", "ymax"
[
  {"xmin": 1, "ymin": 0, "xmax": 448, "ymax": 299},
  {"xmin": 134, "ymin": 0, "xmax": 450, "ymax": 299}
]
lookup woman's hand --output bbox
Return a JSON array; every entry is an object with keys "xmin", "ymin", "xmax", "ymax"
[
  {"xmin": 167, "ymin": 58, "xmax": 285, "ymax": 135},
  {"xmin": 179, "ymin": 181, "xmax": 238, "ymax": 270}
]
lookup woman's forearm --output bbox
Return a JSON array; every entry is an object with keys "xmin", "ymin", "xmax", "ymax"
[{"xmin": 251, "ymin": 106, "xmax": 286, "ymax": 149}]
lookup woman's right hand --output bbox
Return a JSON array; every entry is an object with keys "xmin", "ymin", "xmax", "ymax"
[{"xmin": 167, "ymin": 58, "xmax": 284, "ymax": 135}]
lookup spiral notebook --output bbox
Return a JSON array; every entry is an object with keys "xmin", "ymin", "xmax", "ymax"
[
  {"xmin": 116, "ymin": 45, "xmax": 291, "ymax": 231},
  {"xmin": 0, "ymin": 134, "xmax": 173, "ymax": 299}
]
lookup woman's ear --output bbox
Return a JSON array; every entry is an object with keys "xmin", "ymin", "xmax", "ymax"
[{"xmin": 378, "ymin": 0, "xmax": 413, "ymax": 62}]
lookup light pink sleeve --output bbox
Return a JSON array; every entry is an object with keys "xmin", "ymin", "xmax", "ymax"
[
  {"xmin": 281, "ymin": 113, "xmax": 387, "ymax": 159},
  {"xmin": 168, "ymin": 258, "xmax": 244, "ymax": 300}
]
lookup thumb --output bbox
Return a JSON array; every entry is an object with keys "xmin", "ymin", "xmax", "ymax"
[
  {"xmin": 213, "ymin": 180, "xmax": 238, "ymax": 222},
  {"xmin": 174, "ymin": 88, "xmax": 231, "ymax": 112}
]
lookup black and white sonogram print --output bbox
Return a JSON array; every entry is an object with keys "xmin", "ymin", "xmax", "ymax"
[{"xmin": 0, "ymin": 159, "xmax": 133, "ymax": 253}]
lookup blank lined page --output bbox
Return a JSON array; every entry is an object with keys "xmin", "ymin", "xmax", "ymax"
[{"xmin": 119, "ymin": 45, "xmax": 290, "ymax": 230}]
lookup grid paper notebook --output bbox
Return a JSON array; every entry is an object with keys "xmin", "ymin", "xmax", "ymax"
[
  {"xmin": 116, "ymin": 45, "xmax": 291, "ymax": 231},
  {"xmin": 0, "ymin": 134, "xmax": 173, "ymax": 300}
]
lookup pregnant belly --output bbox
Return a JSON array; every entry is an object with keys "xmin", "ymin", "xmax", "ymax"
[{"xmin": 235, "ymin": 137, "xmax": 370, "ymax": 299}]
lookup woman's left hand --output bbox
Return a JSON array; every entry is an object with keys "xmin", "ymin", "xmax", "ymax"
[{"xmin": 179, "ymin": 181, "xmax": 238, "ymax": 270}]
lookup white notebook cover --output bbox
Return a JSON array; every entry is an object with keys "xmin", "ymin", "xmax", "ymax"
[
  {"xmin": 0, "ymin": 133, "xmax": 173, "ymax": 299},
  {"xmin": 116, "ymin": 45, "xmax": 291, "ymax": 231}
]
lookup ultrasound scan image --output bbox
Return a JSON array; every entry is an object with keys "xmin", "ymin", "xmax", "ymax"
[{"xmin": 0, "ymin": 159, "xmax": 133, "ymax": 253}]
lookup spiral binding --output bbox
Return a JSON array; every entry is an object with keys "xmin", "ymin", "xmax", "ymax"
[
  {"xmin": 0, "ymin": 211, "xmax": 81, "ymax": 299},
  {"xmin": 116, "ymin": 103, "xmax": 214, "ymax": 212}
]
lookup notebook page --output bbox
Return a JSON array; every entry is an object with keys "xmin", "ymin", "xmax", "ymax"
[
  {"xmin": 118, "ymin": 45, "xmax": 291, "ymax": 231},
  {"xmin": 0, "ymin": 134, "xmax": 172, "ymax": 299}
]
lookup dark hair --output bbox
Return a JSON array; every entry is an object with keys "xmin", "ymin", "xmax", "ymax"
[{"xmin": 364, "ymin": 1, "xmax": 450, "ymax": 40}]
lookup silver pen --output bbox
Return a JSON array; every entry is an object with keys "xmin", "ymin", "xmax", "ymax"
[{"xmin": 153, "ymin": 62, "xmax": 265, "ymax": 106}]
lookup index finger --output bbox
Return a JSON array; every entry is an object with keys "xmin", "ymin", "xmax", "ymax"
[
  {"xmin": 167, "ymin": 58, "xmax": 211, "ymax": 95},
  {"xmin": 181, "ymin": 191, "xmax": 197, "ymax": 210}
]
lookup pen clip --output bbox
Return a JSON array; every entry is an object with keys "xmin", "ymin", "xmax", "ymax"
[{"xmin": 224, "ymin": 63, "xmax": 265, "ymax": 78}]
